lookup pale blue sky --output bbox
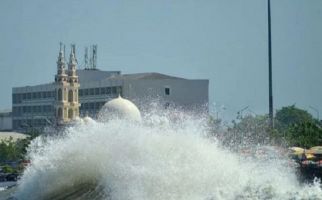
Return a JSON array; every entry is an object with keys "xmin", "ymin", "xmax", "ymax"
[{"xmin": 1, "ymin": 0, "xmax": 322, "ymax": 121}]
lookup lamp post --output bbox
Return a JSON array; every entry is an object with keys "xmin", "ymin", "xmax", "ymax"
[
  {"xmin": 268, "ymin": 0, "xmax": 274, "ymax": 130},
  {"xmin": 237, "ymin": 106, "xmax": 249, "ymax": 119}
]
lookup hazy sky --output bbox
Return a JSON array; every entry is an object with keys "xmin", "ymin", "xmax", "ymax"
[{"xmin": 1, "ymin": 0, "xmax": 322, "ymax": 121}]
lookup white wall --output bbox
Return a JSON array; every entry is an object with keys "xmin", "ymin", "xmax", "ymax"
[
  {"xmin": 0, "ymin": 115, "xmax": 12, "ymax": 131},
  {"xmin": 123, "ymin": 79, "xmax": 209, "ymax": 112}
]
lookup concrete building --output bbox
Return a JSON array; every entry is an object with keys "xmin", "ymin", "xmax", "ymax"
[
  {"xmin": 12, "ymin": 45, "xmax": 209, "ymax": 131},
  {"xmin": 0, "ymin": 110, "xmax": 12, "ymax": 131}
]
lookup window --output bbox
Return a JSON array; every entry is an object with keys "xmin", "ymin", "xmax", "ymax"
[
  {"xmin": 58, "ymin": 108, "xmax": 63, "ymax": 118},
  {"xmin": 84, "ymin": 89, "xmax": 89, "ymax": 96},
  {"xmin": 68, "ymin": 109, "xmax": 73, "ymax": 119},
  {"xmin": 100, "ymin": 87, "xmax": 106, "ymax": 94},
  {"xmin": 58, "ymin": 89, "xmax": 63, "ymax": 101},
  {"xmin": 106, "ymin": 87, "xmax": 111, "ymax": 94},
  {"xmin": 165, "ymin": 87, "xmax": 170, "ymax": 95},
  {"xmin": 13, "ymin": 94, "xmax": 17, "ymax": 104},
  {"xmin": 111, "ymin": 87, "xmax": 117, "ymax": 94},
  {"xmin": 17, "ymin": 94, "xmax": 22, "ymax": 103},
  {"xmin": 95, "ymin": 88, "xmax": 100, "ymax": 95},
  {"xmin": 84, "ymin": 103, "xmax": 88, "ymax": 109},
  {"xmin": 90, "ymin": 88, "xmax": 94, "ymax": 95},
  {"xmin": 68, "ymin": 90, "xmax": 73, "ymax": 102},
  {"xmin": 79, "ymin": 89, "xmax": 83, "ymax": 97},
  {"xmin": 32, "ymin": 106, "xmax": 36, "ymax": 113},
  {"xmin": 95, "ymin": 102, "xmax": 100, "ymax": 110},
  {"xmin": 27, "ymin": 106, "xmax": 31, "ymax": 113}
]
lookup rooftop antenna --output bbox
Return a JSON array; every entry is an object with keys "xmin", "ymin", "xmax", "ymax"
[
  {"xmin": 92, "ymin": 45, "xmax": 97, "ymax": 70},
  {"xmin": 89, "ymin": 46, "xmax": 93, "ymax": 69},
  {"xmin": 84, "ymin": 47, "xmax": 89, "ymax": 70}
]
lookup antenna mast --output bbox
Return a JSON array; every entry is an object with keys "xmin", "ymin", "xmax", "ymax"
[
  {"xmin": 84, "ymin": 47, "xmax": 89, "ymax": 69},
  {"xmin": 92, "ymin": 45, "xmax": 97, "ymax": 70},
  {"xmin": 84, "ymin": 44, "xmax": 98, "ymax": 70}
]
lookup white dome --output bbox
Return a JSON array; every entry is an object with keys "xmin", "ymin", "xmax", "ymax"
[{"xmin": 98, "ymin": 96, "xmax": 142, "ymax": 122}]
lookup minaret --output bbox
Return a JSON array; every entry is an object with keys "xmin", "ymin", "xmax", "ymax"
[
  {"xmin": 67, "ymin": 44, "xmax": 80, "ymax": 120},
  {"xmin": 54, "ymin": 43, "xmax": 69, "ymax": 124},
  {"xmin": 55, "ymin": 43, "xmax": 68, "ymax": 83}
]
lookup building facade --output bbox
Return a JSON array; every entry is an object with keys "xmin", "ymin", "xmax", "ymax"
[
  {"xmin": 0, "ymin": 110, "xmax": 12, "ymax": 131},
  {"xmin": 12, "ymin": 45, "xmax": 209, "ymax": 131}
]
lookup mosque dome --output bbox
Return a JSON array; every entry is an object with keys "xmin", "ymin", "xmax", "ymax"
[{"xmin": 98, "ymin": 96, "xmax": 142, "ymax": 122}]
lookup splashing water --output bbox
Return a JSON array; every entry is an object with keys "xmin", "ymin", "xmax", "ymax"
[{"xmin": 10, "ymin": 111, "xmax": 322, "ymax": 200}]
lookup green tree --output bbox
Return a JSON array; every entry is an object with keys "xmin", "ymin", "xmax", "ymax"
[
  {"xmin": 0, "ymin": 137, "xmax": 20, "ymax": 162},
  {"xmin": 275, "ymin": 105, "xmax": 322, "ymax": 148},
  {"xmin": 285, "ymin": 121, "xmax": 322, "ymax": 148},
  {"xmin": 275, "ymin": 105, "xmax": 314, "ymax": 133},
  {"xmin": 224, "ymin": 114, "xmax": 271, "ymax": 148}
]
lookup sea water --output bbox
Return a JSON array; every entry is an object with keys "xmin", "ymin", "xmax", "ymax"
[{"xmin": 2, "ymin": 111, "xmax": 322, "ymax": 200}]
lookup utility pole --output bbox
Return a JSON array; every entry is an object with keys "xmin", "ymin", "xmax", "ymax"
[{"xmin": 268, "ymin": 0, "xmax": 274, "ymax": 130}]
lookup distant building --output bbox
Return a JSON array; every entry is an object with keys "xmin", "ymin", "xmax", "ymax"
[
  {"xmin": 0, "ymin": 131, "xmax": 28, "ymax": 142},
  {"xmin": 12, "ymin": 44, "xmax": 209, "ymax": 132},
  {"xmin": 0, "ymin": 110, "xmax": 12, "ymax": 131}
]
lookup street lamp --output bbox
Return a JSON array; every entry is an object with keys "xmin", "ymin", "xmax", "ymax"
[
  {"xmin": 237, "ymin": 106, "xmax": 249, "ymax": 119},
  {"xmin": 268, "ymin": 0, "xmax": 274, "ymax": 130}
]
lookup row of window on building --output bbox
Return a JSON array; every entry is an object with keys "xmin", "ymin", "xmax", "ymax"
[
  {"xmin": 80, "ymin": 101, "xmax": 106, "ymax": 111},
  {"xmin": 79, "ymin": 86, "xmax": 122, "ymax": 97},
  {"xmin": 12, "ymin": 105, "xmax": 54, "ymax": 116},
  {"xmin": 12, "ymin": 86, "xmax": 123, "ymax": 104},
  {"xmin": 13, "ymin": 118, "xmax": 51, "ymax": 129},
  {"xmin": 13, "ymin": 91, "xmax": 56, "ymax": 104}
]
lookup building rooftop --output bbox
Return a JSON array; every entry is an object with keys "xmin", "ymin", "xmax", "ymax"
[
  {"xmin": 0, "ymin": 110, "xmax": 11, "ymax": 117},
  {"xmin": 108, "ymin": 72, "xmax": 186, "ymax": 81},
  {"xmin": 13, "ymin": 70, "xmax": 206, "ymax": 92},
  {"xmin": 77, "ymin": 69, "xmax": 121, "ymax": 82},
  {"xmin": 0, "ymin": 132, "xmax": 29, "ymax": 142}
]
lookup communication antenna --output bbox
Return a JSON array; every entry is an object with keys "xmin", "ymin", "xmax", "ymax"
[
  {"xmin": 92, "ymin": 45, "xmax": 97, "ymax": 70},
  {"xmin": 84, "ymin": 47, "xmax": 89, "ymax": 69},
  {"xmin": 89, "ymin": 46, "xmax": 93, "ymax": 69}
]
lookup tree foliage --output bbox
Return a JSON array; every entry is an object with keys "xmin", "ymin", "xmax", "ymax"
[
  {"xmin": 0, "ymin": 137, "xmax": 22, "ymax": 162},
  {"xmin": 275, "ymin": 105, "xmax": 314, "ymax": 132},
  {"xmin": 0, "ymin": 130, "xmax": 39, "ymax": 163},
  {"xmin": 210, "ymin": 105, "xmax": 322, "ymax": 149},
  {"xmin": 285, "ymin": 121, "xmax": 322, "ymax": 148}
]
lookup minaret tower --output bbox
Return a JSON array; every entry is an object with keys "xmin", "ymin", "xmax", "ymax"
[
  {"xmin": 67, "ymin": 44, "xmax": 80, "ymax": 120},
  {"xmin": 54, "ymin": 43, "xmax": 69, "ymax": 124}
]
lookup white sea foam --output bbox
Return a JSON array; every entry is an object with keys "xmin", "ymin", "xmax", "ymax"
[{"xmin": 13, "ymin": 111, "xmax": 322, "ymax": 200}]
